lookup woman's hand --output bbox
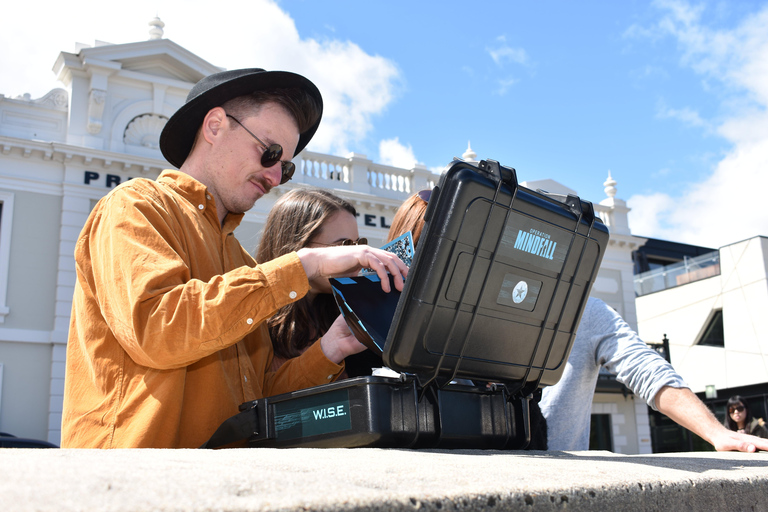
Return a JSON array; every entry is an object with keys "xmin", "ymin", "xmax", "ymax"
[
  {"xmin": 319, "ymin": 314, "xmax": 367, "ymax": 364},
  {"xmin": 297, "ymin": 245, "xmax": 408, "ymax": 294}
]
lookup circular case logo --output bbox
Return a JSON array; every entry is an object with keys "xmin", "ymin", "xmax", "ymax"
[{"xmin": 512, "ymin": 280, "xmax": 528, "ymax": 303}]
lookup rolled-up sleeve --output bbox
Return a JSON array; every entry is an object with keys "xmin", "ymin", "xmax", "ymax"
[
  {"xmin": 595, "ymin": 302, "xmax": 689, "ymax": 410},
  {"xmin": 262, "ymin": 337, "xmax": 344, "ymax": 397}
]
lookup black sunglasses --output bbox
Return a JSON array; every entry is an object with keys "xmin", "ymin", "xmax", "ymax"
[
  {"xmin": 729, "ymin": 405, "xmax": 745, "ymax": 413},
  {"xmin": 226, "ymin": 114, "xmax": 296, "ymax": 184},
  {"xmin": 312, "ymin": 238, "xmax": 368, "ymax": 247},
  {"xmin": 417, "ymin": 189, "xmax": 432, "ymax": 202}
]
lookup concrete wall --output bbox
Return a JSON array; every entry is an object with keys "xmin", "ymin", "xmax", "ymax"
[{"xmin": 4, "ymin": 449, "xmax": 768, "ymax": 512}]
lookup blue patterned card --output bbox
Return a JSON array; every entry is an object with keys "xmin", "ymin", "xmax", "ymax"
[{"xmin": 361, "ymin": 231, "xmax": 415, "ymax": 274}]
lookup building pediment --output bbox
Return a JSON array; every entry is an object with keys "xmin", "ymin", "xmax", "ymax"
[
  {"xmin": 51, "ymin": 32, "xmax": 224, "ymax": 157},
  {"xmin": 55, "ymin": 38, "xmax": 222, "ymax": 87}
]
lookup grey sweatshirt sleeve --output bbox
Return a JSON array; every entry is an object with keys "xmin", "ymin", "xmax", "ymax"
[
  {"xmin": 540, "ymin": 297, "xmax": 688, "ymax": 451},
  {"xmin": 592, "ymin": 298, "xmax": 689, "ymax": 409}
]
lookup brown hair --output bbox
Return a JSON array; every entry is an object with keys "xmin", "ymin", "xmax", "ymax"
[
  {"xmin": 223, "ymin": 87, "xmax": 321, "ymax": 138},
  {"xmin": 257, "ymin": 187, "xmax": 357, "ymax": 359},
  {"xmin": 386, "ymin": 191, "xmax": 429, "ymax": 245}
]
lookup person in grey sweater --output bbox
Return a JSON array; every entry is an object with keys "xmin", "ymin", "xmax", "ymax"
[{"xmin": 540, "ymin": 297, "xmax": 768, "ymax": 452}]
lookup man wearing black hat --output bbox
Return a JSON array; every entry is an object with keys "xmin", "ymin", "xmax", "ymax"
[{"xmin": 61, "ymin": 69, "xmax": 408, "ymax": 448}]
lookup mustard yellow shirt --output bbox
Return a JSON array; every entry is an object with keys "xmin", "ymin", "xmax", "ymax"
[{"xmin": 62, "ymin": 170, "xmax": 343, "ymax": 448}]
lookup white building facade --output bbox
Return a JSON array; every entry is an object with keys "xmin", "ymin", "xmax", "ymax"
[
  {"xmin": 636, "ymin": 236, "xmax": 768, "ymax": 394},
  {"xmin": 1, "ymin": 23, "xmax": 657, "ymax": 451}
]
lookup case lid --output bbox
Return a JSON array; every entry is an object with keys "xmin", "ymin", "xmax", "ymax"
[{"xmin": 332, "ymin": 159, "xmax": 609, "ymax": 393}]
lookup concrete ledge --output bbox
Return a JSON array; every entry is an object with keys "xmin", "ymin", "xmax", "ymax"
[{"xmin": 2, "ymin": 448, "xmax": 767, "ymax": 511}]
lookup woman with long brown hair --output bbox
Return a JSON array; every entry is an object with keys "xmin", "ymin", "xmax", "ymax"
[{"xmin": 257, "ymin": 187, "xmax": 365, "ymax": 370}]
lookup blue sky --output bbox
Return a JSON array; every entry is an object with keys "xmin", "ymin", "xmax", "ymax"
[{"xmin": 2, "ymin": 0, "xmax": 767, "ymax": 248}]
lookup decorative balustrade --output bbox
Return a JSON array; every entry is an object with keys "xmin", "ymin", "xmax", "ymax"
[
  {"xmin": 296, "ymin": 150, "xmax": 440, "ymax": 200},
  {"xmin": 594, "ymin": 204, "xmax": 610, "ymax": 225},
  {"xmin": 298, "ymin": 153, "xmax": 349, "ymax": 183}
]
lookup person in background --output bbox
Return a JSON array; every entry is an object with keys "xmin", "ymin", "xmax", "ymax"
[
  {"xmin": 61, "ymin": 68, "xmax": 407, "ymax": 449},
  {"xmin": 257, "ymin": 187, "xmax": 379, "ymax": 375},
  {"xmin": 388, "ymin": 188, "xmax": 768, "ymax": 453},
  {"xmin": 387, "ymin": 189, "xmax": 430, "ymax": 246},
  {"xmin": 723, "ymin": 396, "xmax": 768, "ymax": 439}
]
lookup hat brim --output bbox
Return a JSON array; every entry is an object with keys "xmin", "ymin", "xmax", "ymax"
[{"xmin": 160, "ymin": 69, "xmax": 323, "ymax": 169}]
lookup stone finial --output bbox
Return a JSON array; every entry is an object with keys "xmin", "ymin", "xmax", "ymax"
[
  {"xmin": 604, "ymin": 170, "xmax": 617, "ymax": 198},
  {"xmin": 149, "ymin": 17, "xmax": 165, "ymax": 40},
  {"xmin": 462, "ymin": 141, "xmax": 477, "ymax": 162}
]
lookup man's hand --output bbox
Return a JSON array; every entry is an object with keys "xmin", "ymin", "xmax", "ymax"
[
  {"xmin": 320, "ymin": 314, "xmax": 367, "ymax": 364},
  {"xmin": 709, "ymin": 429, "xmax": 768, "ymax": 453},
  {"xmin": 297, "ymin": 245, "xmax": 408, "ymax": 294},
  {"xmin": 655, "ymin": 386, "xmax": 768, "ymax": 452}
]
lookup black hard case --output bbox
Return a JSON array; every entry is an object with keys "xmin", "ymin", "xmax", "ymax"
[
  {"xmin": 385, "ymin": 159, "xmax": 607, "ymax": 389},
  {"xmin": 207, "ymin": 159, "xmax": 609, "ymax": 449},
  {"xmin": 241, "ymin": 376, "xmax": 529, "ymax": 449}
]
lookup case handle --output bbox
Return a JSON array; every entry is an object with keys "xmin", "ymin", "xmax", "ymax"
[
  {"xmin": 200, "ymin": 400, "xmax": 268, "ymax": 449},
  {"xmin": 478, "ymin": 159, "xmax": 518, "ymax": 188}
]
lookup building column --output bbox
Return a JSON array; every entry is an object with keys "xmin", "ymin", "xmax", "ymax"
[{"xmin": 48, "ymin": 185, "xmax": 93, "ymax": 444}]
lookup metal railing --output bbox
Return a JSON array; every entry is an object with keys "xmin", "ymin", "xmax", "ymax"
[{"xmin": 634, "ymin": 251, "xmax": 720, "ymax": 297}]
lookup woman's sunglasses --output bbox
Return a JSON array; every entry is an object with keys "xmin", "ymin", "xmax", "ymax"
[
  {"xmin": 729, "ymin": 405, "xmax": 745, "ymax": 414},
  {"xmin": 417, "ymin": 189, "xmax": 432, "ymax": 202},
  {"xmin": 226, "ymin": 114, "xmax": 296, "ymax": 184},
  {"xmin": 312, "ymin": 238, "xmax": 368, "ymax": 247}
]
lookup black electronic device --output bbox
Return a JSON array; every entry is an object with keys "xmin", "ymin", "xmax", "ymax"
[{"xmin": 203, "ymin": 159, "xmax": 610, "ymax": 449}]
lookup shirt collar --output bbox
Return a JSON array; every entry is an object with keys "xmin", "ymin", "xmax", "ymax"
[
  {"xmin": 158, "ymin": 169, "xmax": 208, "ymax": 204},
  {"xmin": 157, "ymin": 170, "xmax": 245, "ymax": 234}
]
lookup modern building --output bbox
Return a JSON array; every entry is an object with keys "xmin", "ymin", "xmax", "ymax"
[
  {"xmin": 3, "ymin": 20, "xmax": 758, "ymax": 454},
  {"xmin": 634, "ymin": 235, "xmax": 768, "ymax": 450}
]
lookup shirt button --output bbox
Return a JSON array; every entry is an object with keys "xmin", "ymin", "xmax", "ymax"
[
  {"xmin": 198, "ymin": 204, "xmax": 204, "ymax": 210},
  {"xmin": 206, "ymin": 194, "xmax": 212, "ymax": 201},
  {"xmin": 244, "ymin": 376, "xmax": 248, "ymax": 383},
  {"xmin": 246, "ymin": 318, "xmax": 253, "ymax": 325},
  {"xmin": 289, "ymin": 291, "xmax": 297, "ymax": 299},
  {"xmin": 327, "ymin": 375, "xmax": 333, "ymax": 380}
]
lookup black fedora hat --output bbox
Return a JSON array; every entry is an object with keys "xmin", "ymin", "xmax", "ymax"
[{"xmin": 160, "ymin": 68, "xmax": 323, "ymax": 169}]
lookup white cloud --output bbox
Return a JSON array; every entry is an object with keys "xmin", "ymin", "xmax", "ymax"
[
  {"xmin": 627, "ymin": 0, "xmax": 768, "ymax": 248},
  {"xmin": 165, "ymin": 0, "xmax": 401, "ymax": 156},
  {"xmin": 0, "ymin": 0, "xmax": 401, "ymax": 157},
  {"xmin": 655, "ymin": 102, "xmax": 710, "ymax": 129},
  {"xmin": 487, "ymin": 36, "xmax": 529, "ymax": 66},
  {"xmin": 496, "ymin": 77, "xmax": 520, "ymax": 96},
  {"xmin": 378, "ymin": 137, "xmax": 420, "ymax": 169},
  {"xmin": 626, "ymin": 192, "xmax": 673, "ymax": 240},
  {"xmin": 629, "ymin": 135, "xmax": 768, "ymax": 248}
]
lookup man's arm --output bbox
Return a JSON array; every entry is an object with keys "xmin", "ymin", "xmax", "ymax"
[
  {"xmin": 655, "ymin": 386, "xmax": 768, "ymax": 452},
  {"xmin": 85, "ymin": 185, "xmax": 312, "ymax": 370}
]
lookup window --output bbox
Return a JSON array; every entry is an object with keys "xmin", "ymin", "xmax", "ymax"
[
  {"xmin": 589, "ymin": 414, "xmax": 613, "ymax": 451},
  {"xmin": 0, "ymin": 192, "xmax": 14, "ymax": 323},
  {"xmin": 697, "ymin": 310, "xmax": 724, "ymax": 347}
]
